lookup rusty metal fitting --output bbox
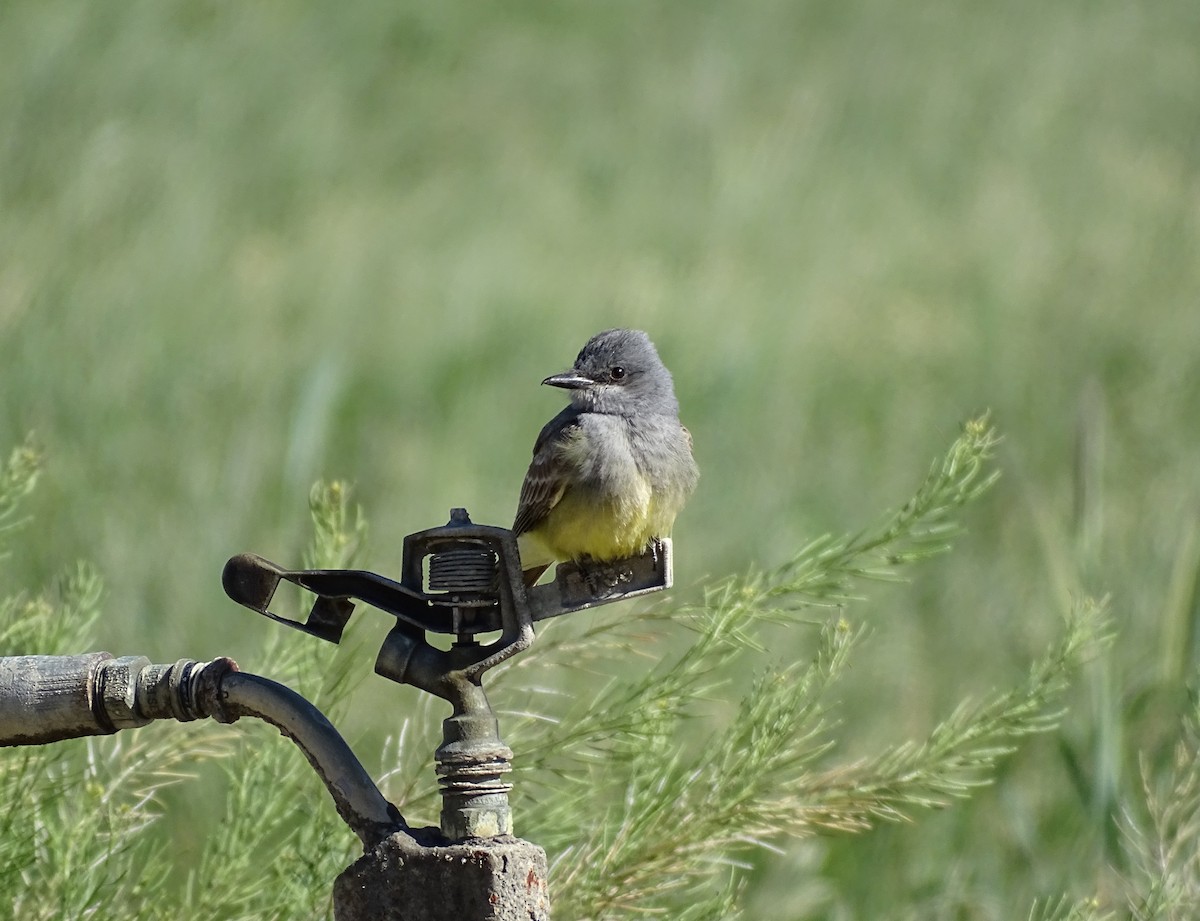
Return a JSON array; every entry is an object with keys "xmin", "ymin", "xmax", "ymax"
[{"xmin": 435, "ymin": 711, "xmax": 515, "ymax": 840}]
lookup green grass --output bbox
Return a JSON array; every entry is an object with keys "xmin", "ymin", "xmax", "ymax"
[{"xmin": 2, "ymin": 1, "xmax": 1199, "ymax": 917}]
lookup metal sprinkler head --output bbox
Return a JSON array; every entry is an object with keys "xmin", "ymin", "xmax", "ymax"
[{"xmin": 222, "ymin": 508, "xmax": 672, "ymax": 841}]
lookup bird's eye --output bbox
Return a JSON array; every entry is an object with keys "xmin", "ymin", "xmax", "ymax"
[{"xmin": 610, "ymin": 366, "xmax": 626, "ymax": 381}]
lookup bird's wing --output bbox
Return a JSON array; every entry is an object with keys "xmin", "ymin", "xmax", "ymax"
[{"xmin": 513, "ymin": 407, "xmax": 581, "ymax": 537}]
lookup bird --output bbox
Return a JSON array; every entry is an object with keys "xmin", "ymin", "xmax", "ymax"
[{"xmin": 512, "ymin": 328, "xmax": 699, "ymax": 587}]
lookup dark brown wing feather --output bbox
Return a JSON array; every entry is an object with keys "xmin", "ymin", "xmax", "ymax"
[{"xmin": 512, "ymin": 406, "xmax": 580, "ymax": 537}]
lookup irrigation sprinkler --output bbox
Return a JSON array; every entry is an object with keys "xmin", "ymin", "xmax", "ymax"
[{"xmin": 1, "ymin": 508, "xmax": 673, "ymax": 920}]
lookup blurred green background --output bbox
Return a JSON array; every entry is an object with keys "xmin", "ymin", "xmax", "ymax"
[{"xmin": 2, "ymin": 0, "xmax": 1198, "ymax": 916}]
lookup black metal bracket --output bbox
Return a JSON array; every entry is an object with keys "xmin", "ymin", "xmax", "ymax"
[{"xmin": 221, "ymin": 509, "xmax": 672, "ymax": 645}]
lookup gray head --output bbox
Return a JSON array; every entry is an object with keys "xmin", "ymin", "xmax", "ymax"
[{"xmin": 542, "ymin": 328, "xmax": 679, "ymax": 415}]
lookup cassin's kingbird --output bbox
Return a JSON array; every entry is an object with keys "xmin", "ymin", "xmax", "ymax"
[{"xmin": 513, "ymin": 328, "xmax": 699, "ymax": 585}]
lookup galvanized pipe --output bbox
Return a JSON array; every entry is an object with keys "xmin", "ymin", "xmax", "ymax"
[
  {"xmin": 0, "ymin": 654, "xmax": 402, "ymax": 848},
  {"xmin": 0, "ymin": 653, "xmax": 127, "ymax": 744}
]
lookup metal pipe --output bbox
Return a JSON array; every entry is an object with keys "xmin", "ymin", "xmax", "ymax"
[
  {"xmin": 0, "ymin": 654, "xmax": 403, "ymax": 849},
  {"xmin": 0, "ymin": 653, "xmax": 124, "ymax": 744},
  {"xmin": 213, "ymin": 671, "xmax": 402, "ymax": 847}
]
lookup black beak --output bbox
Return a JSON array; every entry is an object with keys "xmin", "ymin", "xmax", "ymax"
[{"xmin": 542, "ymin": 371, "xmax": 595, "ymax": 390}]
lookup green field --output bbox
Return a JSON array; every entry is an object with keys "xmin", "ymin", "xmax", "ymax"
[{"xmin": 2, "ymin": 2, "xmax": 1198, "ymax": 917}]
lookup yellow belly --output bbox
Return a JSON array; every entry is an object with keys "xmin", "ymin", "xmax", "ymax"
[{"xmin": 518, "ymin": 479, "xmax": 679, "ymax": 570}]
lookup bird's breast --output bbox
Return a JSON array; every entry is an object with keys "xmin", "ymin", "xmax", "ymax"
[{"xmin": 534, "ymin": 415, "xmax": 689, "ymax": 563}]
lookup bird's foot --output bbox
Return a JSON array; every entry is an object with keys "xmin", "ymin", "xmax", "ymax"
[
  {"xmin": 577, "ymin": 556, "xmax": 634, "ymax": 598},
  {"xmin": 649, "ymin": 538, "xmax": 665, "ymax": 566}
]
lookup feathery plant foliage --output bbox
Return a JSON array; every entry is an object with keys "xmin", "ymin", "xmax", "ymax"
[
  {"xmin": 1029, "ymin": 896, "xmax": 1115, "ymax": 921},
  {"xmin": 762, "ymin": 414, "xmax": 1001, "ymax": 606},
  {"xmin": 1031, "ymin": 700, "xmax": 1200, "ymax": 921},
  {"xmin": 1122, "ymin": 711, "xmax": 1200, "ymax": 920},
  {"xmin": 484, "ymin": 416, "xmax": 1109, "ymax": 919},
  {"xmin": 0, "ymin": 437, "xmax": 40, "ymax": 554},
  {"xmin": 0, "ymin": 436, "xmax": 225, "ymax": 920}
]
